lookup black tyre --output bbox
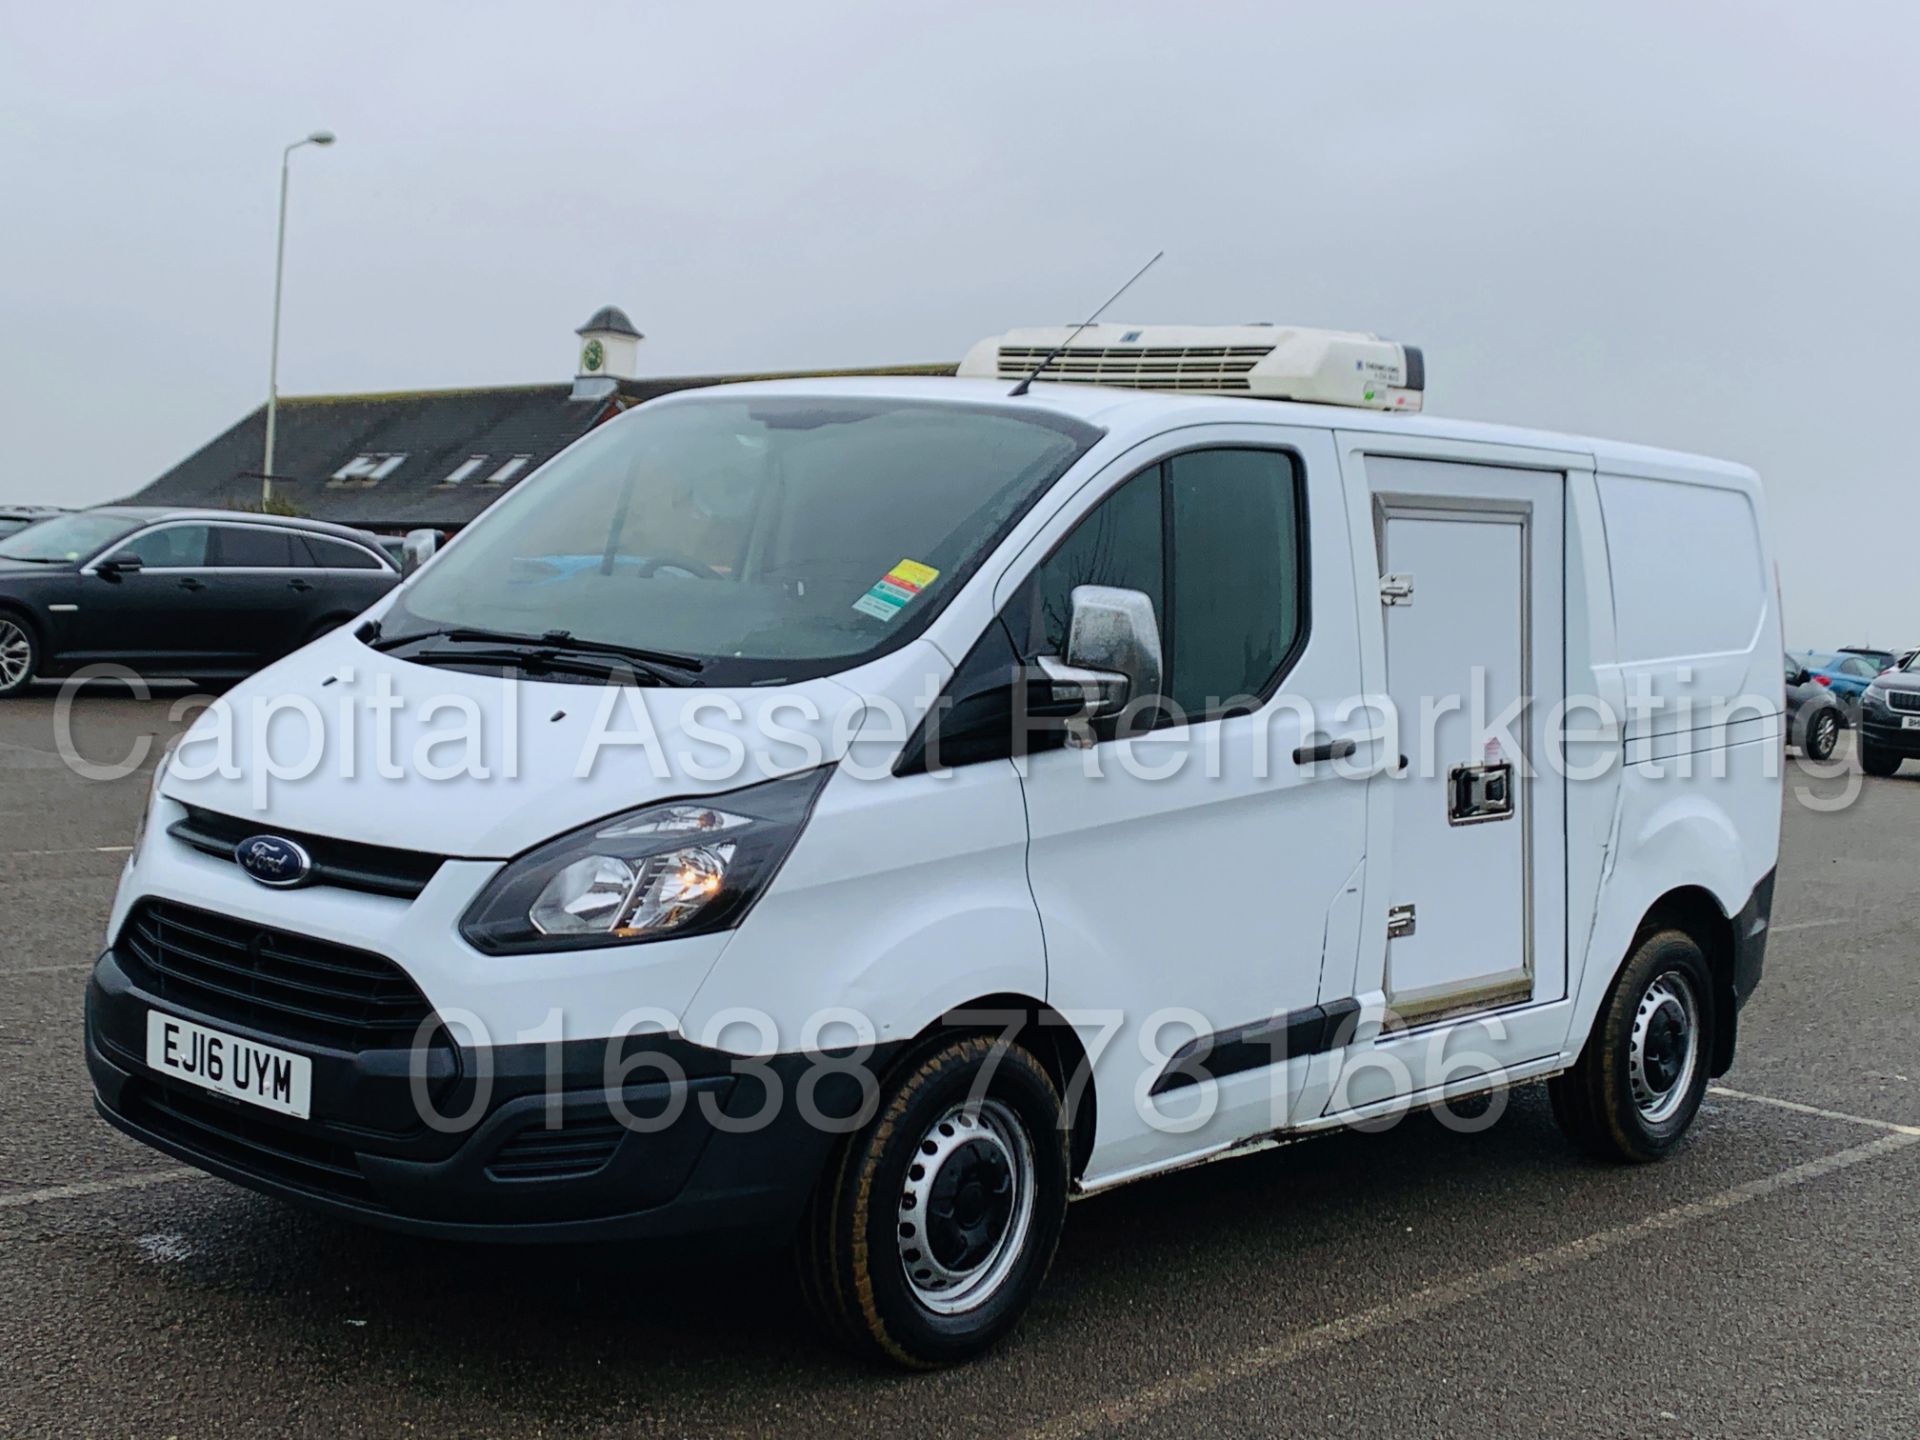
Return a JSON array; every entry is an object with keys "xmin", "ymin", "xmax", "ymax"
[
  {"xmin": 797, "ymin": 1034, "xmax": 1069, "ymax": 1368},
  {"xmin": 1803, "ymin": 708, "xmax": 1840, "ymax": 762},
  {"xmin": 1549, "ymin": 928, "xmax": 1714, "ymax": 1163},
  {"xmin": 1860, "ymin": 741, "xmax": 1902, "ymax": 778},
  {"xmin": 0, "ymin": 612, "xmax": 39, "ymax": 698}
]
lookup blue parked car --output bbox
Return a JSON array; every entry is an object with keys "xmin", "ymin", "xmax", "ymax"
[{"xmin": 1799, "ymin": 650, "xmax": 1886, "ymax": 721}]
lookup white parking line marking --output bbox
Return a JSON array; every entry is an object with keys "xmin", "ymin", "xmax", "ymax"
[
  {"xmin": 1021, "ymin": 1128, "xmax": 1920, "ymax": 1440},
  {"xmin": 1708, "ymin": 1086, "xmax": 1920, "ymax": 1136},
  {"xmin": 1770, "ymin": 918, "xmax": 1847, "ymax": 934},
  {"xmin": 0, "ymin": 1168, "xmax": 202, "ymax": 1211}
]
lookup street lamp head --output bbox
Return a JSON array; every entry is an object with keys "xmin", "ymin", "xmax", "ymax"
[{"xmin": 308, "ymin": 130, "xmax": 336, "ymax": 146}]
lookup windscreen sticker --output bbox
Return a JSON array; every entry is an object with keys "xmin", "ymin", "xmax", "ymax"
[{"xmin": 853, "ymin": 559, "xmax": 940, "ymax": 622}]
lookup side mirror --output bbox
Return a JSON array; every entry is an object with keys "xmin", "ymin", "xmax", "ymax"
[
  {"xmin": 1038, "ymin": 584, "xmax": 1164, "ymax": 722},
  {"xmin": 97, "ymin": 551, "xmax": 144, "ymax": 578},
  {"xmin": 1791, "ymin": 668, "xmax": 1812, "ymax": 686},
  {"xmin": 400, "ymin": 528, "xmax": 439, "ymax": 575}
]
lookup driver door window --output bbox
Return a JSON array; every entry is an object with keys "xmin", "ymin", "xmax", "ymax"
[
  {"xmin": 117, "ymin": 525, "xmax": 211, "ymax": 569},
  {"xmin": 1019, "ymin": 463, "xmax": 1165, "ymax": 685},
  {"xmin": 1009, "ymin": 447, "xmax": 1306, "ymax": 728}
]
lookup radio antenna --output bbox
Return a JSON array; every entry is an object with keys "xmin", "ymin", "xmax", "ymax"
[{"xmin": 1008, "ymin": 250, "xmax": 1164, "ymax": 397}]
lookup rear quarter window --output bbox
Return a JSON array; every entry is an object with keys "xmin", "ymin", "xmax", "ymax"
[
  {"xmin": 1598, "ymin": 474, "xmax": 1765, "ymax": 662},
  {"xmin": 300, "ymin": 535, "xmax": 386, "ymax": 570}
]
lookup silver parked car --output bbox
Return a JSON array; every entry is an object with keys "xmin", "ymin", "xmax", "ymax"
[{"xmin": 1787, "ymin": 651, "xmax": 1844, "ymax": 760}]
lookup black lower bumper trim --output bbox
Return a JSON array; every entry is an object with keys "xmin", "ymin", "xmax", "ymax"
[
  {"xmin": 1731, "ymin": 866, "xmax": 1775, "ymax": 1013},
  {"xmin": 1860, "ymin": 721, "xmax": 1920, "ymax": 756},
  {"xmin": 87, "ymin": 947, "xmax": 893, "ymax": 1245}
]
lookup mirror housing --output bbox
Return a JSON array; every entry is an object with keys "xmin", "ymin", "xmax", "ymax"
[
  {"xmin": 97, "ymin": 551, "xmax": 144, "ymax": 578},
  {"xmin": 1791, "ymin": 667, "xmax": 1812, "ymax": 687},
  {"xmin": 893, "ymin": 584, "xmax": 1167, "ymax": 776},
  {"xmin": 400, "ymin": 528, "xmax": 439, "ymax": 575},
  {"xmin": 1045, "ymin": 584, "xmax": 1163, "ymax": 722}
]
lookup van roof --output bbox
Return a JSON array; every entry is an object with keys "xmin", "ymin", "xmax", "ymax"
[{"xmin": 668, "ymin": 375, "xmax": 1757, "ymax": 486}]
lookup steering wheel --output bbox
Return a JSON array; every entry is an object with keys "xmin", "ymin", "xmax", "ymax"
[{"xmin": 629, "ymin": 552, "xmax": 724, "ymax": 580}]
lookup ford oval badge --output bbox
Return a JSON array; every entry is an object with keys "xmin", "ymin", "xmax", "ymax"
[{"xmin": 235, "ymin": 834, "xmax": 314, "ymax": 888}]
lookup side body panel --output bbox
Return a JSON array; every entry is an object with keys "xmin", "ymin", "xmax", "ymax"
[{"xmin": 1567, "ymin": 462, "xmax": 1782, "ymax": 1051}]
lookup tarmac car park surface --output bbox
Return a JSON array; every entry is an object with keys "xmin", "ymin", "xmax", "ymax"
[{"xmin": 3, "ymin": 687, "xmax": 1917, "ymax": 1438}]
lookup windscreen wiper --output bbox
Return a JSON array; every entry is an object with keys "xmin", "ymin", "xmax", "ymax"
[
  {"xmin": 397, "ymin": 645, "xmax": 693, "ymax": 688},
  {"xmin": 371, "ymin": 625, "xmax": 704, "ymax": 673},
  {"xmin": 369, "ymin": 626, "xmax": 699, "ymax": 687},
  {"xmin": 518, "ymin": 629, "xmax": 706, "ymax": 674}
]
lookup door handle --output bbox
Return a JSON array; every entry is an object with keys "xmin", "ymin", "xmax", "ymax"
[
  {"xmin": 288, "ymin": 579, "xmax": 314, "ymax": 592},
  {"xmin": 176, "ymin": 577, "xmax": 206, "ymax": 592},
  {"xmin": 1447, "ymin": 761, "xmax": 1515, "ymax": 825},
  {"xmin": 1292, "ymin": 737, "xmax": 1357, "ymax": 765}
]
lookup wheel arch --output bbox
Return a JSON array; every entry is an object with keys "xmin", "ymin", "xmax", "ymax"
[
  {"xmin": 0, "ymin": 597, "xmax": 44, "ymax": 643},
  {"xmin": 1636, "ymin": 885, "xmax": 1738, "ymax": 1077},
  {"xmin": 913, "ymin": 992, "xmax": 1097, "ymax": 1183},
  {"xmin": 0, "ymin": 599, "xmax": 46, "ymax": 686}
]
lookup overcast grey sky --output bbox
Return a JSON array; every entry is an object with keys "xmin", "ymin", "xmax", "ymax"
[{"xmin": 1, "ymin": 1, "xmax": 1914, "ymax": 643}]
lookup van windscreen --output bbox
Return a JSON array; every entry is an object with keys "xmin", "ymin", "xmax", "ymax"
[{"xmin": 379, "ymin": 395, "xmax": 1100, "ymax": 684}]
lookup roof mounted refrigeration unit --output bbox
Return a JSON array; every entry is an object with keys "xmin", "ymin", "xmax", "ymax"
[{"xmin": 959, "ymin": 323, "xmax": 1425, "ymax": 412}]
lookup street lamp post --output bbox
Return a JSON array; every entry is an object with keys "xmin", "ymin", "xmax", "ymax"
[{"xmin": 262, "ymin": 129, "xmax": 336, "ymax": 507}]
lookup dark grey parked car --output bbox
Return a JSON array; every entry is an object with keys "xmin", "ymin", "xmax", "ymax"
[
  {"xmin": 1787, "ymin": 651, "xmax": 1844, "ymax": 761},
  {"xmin": 1859, "ymin": 651, "xmax": 1920, "ymax": 777},
  {"xmin": 0, "ymin": 507, "xmax": 399, "ymax": 696}
]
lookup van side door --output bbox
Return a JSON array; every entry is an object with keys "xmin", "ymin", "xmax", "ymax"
[{"xmin": 1003, "ymin": 425, "xmax": 1371, "ymax": 1182}]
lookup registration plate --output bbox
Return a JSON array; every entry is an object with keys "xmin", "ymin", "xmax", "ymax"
[
  {"xmin": 146, "ymin": 1011, "xmax": 312, "ymax": 1119},
  {"xmin": 1903, "ymin": 717, "xmax": 1920, "ymax": 731}
]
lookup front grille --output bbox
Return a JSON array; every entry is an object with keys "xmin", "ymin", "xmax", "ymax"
[
  {"xmin": 120, "ymin": 899, "xmax": 437, "ymax": 1052},
  {"xmin": 168, "ymin": 805, "xmax": 445, "ymax": 899},
  {"xmin": 486, "ymin": 1111, "xmax": 626, "ymax": 1181},
  {"xmin": 121, "ymin": 1077, "xmax": 376, "ymax": 1206},
  {"xmin": 994, "ymin": 343, "xmax": 1274, "ymax": 391},
  {"xmin": 1887, "ymin": 689, "xmax": 1920, "ymax": 714}
]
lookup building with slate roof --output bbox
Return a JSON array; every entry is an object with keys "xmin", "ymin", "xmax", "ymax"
[{"xmin": 127, "ymin": 305, "xmax": 954, "ymax": 533}]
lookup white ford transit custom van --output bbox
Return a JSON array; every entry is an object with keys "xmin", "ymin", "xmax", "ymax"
[{"xmin": 89, "ymin": 327, "xmax": 1781, "ymax": 1366}]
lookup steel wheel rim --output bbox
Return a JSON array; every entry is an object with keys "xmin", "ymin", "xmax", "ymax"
[
  {"xmin": 1630, "ymin": 971, "xmax": 1701, "ymax": 1124},
  {"xmin": 0, "ymin": 620, "xmax": 29, "ymax": 689},
  {"xmin": 896, "ymin": 1098, "xmax": 1036, "ymax": 1316},
  {"xmin": 1812, "ymin": 712, "xmax": 1837, "ymax": 756}
]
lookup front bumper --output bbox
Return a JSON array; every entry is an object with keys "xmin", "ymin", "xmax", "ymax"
[
  {"xmin": 1859, "ymin": 713, "xmax": 1920, "ymax": 756},
  {"xmin": 87, "ymin": 946, "xmax": 888, "ymax": 1245}
]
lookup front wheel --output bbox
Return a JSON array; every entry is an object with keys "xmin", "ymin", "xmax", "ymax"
[
  {"xmin": 0, "ymin": 614, "xmax": 38, "ymax": 697},
  {"xmin": 1550, "ymin": 928, "xmax": 1714, "ymax": 1163},
  {"xmin": 796, "ymin": 1034, "xmax": 1069, "ymax": 1367},
  {"xmin": 1861, "ymin": 741, "xmax": 1902, "ymax": 778}
]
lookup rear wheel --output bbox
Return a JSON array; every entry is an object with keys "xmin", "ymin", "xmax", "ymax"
[
  {"xmin": 1804, "ymin": 708, "xmax": 1840, "ymax": 762},
  {"xmin": 1861, "ymin": 741, "xmax": 1902, "ymax": 777},
  {"xmin": 0, "ymin": 614, "xmax": 38, "ymax": 697},
  {"xmin": 796, "ymin": 1034, "xmax": 1069, "ymax": 1368},
  {"xmin": 1550, "ymin": 928, "xmax": 1714, "ymax": 1163}
]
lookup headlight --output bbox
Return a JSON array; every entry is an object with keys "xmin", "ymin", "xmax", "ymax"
[
  {"xmin": 129, "ymin": 737, "xmax": 180, "ymax": 863},
  {"xmin": 458, "ymin": 767, "xmax": 833, "ymax": 955}
]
